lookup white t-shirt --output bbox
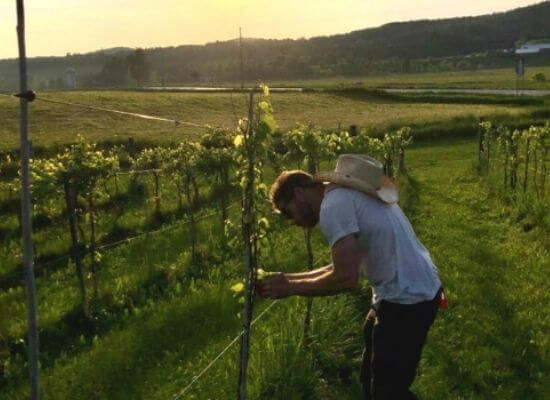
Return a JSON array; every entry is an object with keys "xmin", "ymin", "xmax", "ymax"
[{"xmin": 319, "ymin": 186, "xmax": 441, "ymax": 306}]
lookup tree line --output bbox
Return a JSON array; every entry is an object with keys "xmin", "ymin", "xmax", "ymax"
[{"xmin": 1, "ymin": 1, "xmax": 550, "ymax": 89}]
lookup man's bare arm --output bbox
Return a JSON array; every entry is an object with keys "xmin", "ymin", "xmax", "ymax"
[
  {"xmin": 258, "ymin": 234, "xmax": 363, "ymax": 298},
  {"xmin": 285, "ymin": 264, "xmax": 333, "ymax": 281}
]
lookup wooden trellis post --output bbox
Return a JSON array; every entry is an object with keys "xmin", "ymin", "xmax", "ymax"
[
  {"xmin": 15, "ymin": 0, "xmax": 40, "ymax": 398},
  {"xmin": 303, "ymin": 159, "xmax": 316, "ymax": 346},
  {"xmin": 238, "ymin": 91, "xmax": 256, "ymax": 400},
  {"xmin": 303, "ymin": 228, "xmax": 314, "ymax": 347},
  {"xmin": 63, "ymin": 181, "xmax": 90, "ymax": 318},
  {"xmin": 478, "ymin": 117, "xmax": 484, "ymax": 172}
]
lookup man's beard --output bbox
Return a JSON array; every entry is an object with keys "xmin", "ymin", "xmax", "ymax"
[{"xmin": 300, "ymin": 202, "xmax": 319, "ymax": 228}]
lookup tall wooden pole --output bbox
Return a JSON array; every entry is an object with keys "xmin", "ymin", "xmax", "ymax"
[
  {"xmin": 16, "ymin": 0, "xmax": 40, "ymax": 398},
  {"xmin": 63, "ymin": 181, "xmax": 89, "ymax": 318},
  {"xmin": 477, "ymin": 117, "xmax": 484, "ymax": 172},
  {"xmin": 303, "ymin": 160, "xmax": 316, "ymax": 346},
  {"xmin": 237, "ymin": 91, "xmax": 255, "ymax": 400},
  {"xmin": 303, "ymin": 228, "xmax": 314, "ymax": 347}
]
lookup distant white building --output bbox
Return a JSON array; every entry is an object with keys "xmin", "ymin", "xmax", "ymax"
[
  {"xmin": 516, "ymin": 40, "xmax": 550, "ymax": 55},
  {"xmin": 64, "ymin": 68, "xmax": 77, "ymax": 88}
]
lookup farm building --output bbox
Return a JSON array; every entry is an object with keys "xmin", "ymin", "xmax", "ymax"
[{"xmin": 516, "ymin": 40, "xmax": 550, "ymax": 55}]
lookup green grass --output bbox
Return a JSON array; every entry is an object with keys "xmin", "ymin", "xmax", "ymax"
[
  {"xmin": 0, "ymin": 173, "xmax": 222, "ymax": 285},
  {"xmin": 0, "ymin": 87, "xmax": 548, "ymax": 398},
  {"xmin": 266, "ymin": 66, "xmax": 550, "ymax": 90},
  {"xmin": 401, "ymin": 137, "xmax": 549, "ymax": 399},
  {"xmin": 0, "ymin": 204, "xmax": 240, "ymax": 382},
  {"xmin": 1, "ymin": 135, "xmax": 548, "ymax": 399},
  {"xmin": 0, "ymin": 90, "xmax": 536, "ymax": 152}
]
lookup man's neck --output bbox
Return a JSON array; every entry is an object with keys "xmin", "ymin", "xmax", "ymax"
[{"xmin": 311, "ymin": 184, "xmax": 327, "ymax": 216}]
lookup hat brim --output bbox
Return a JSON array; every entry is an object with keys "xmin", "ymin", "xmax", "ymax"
[{"xmin": 314, "ymin": 172, "xmax": 399, "ymax": 204}]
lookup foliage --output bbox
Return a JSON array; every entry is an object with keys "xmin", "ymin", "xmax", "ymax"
[
  {"xmin": 350, "ymin": 126, "xmax": 413, "ymax": 177},
  {"xmin": 166, "ymin": 141, "xmax": 204, "ymax": 259},
  {"xmin": 84, "ymin": 54, "xmax": 131, "ymax": 87},
  {"xmin": 30, "ymin": 135, "xmax": 119, "ymax": 215},
  {"xmin": 280, "ymin": 123, "xmax": 412, "ymax": 178},
  {"xmin": 166, "ymin": 142, "xmax": 203, "ymax": 208},
  {"xmin": 132, "ymin": 147, "xmax": 170, "ymax": 215},
  {"xmin": 533, "ymin": 72, "xmax": 546, "ymax": 82},
  {"xmin": 29, "ymin": 135, "xmax": 119, "ymax": 314},
  {"xmin": 480, "ymin": 121, "xmax": 548, "ymax": 195},
  {"xmin": 199, "ymin": 129, "xmax": 237, "ymax": 234},
  {"xmin": 229, "ymin": 86, "xmax": 277, "ymax": 257},
  {"xmin": 127, "ymin": 48, "xmax": 152, "ymax": 86},
  {"xmin": 227, "ymin": 85, "xmax": 277, "ymax": 320},
  {"xmin": 478, "ymin": 121, "xmax": 549, "ymax": 233},
  {"xmin": 132, "ymin": 147, "xmax": 168, "ymax": 172},
  {"xmin": 494, "ymin": 124, "xmax": 520, "ymax": 189},
  {"xmin": 380, "ymin": 127, "xmax": 413, "ymax": 177},
  {"xmin": 523, "ymin": 123, "xmax": 549, "ymax": 199},
  {"xmin": 283, "ymin": 125, "xmax": 351, "ymax": 174},
  {"xmin": 108, "ymin": 144, "xmax": 134, "ymax": 168},
  {"xmin": 0, "ymin": 155, "xmax": 19, "ymax": 201}
]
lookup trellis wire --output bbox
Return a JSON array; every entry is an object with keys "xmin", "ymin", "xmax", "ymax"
[
  {"xmin": 96, "ymin": 202, "xmax": 238, "ymax": 252},
  {"xmin": 0, "ymin": 91, "xmax": 223, "ymax": 130},
  {"xmin": 173, "ymin": 300, "xmax": 278, "ymax": 400},
  {"xmin": 173, "ymin": 251, "xmax": 331, "ymax": 399},
  {"xmin": 115, "ymin": 168, "xmax": 162, "ymax": 176},
  {"xmin": 4, "ymin": 202, "xmax": 239, "ymax": 280}
]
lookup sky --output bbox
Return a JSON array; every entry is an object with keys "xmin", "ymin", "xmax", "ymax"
[{"xmin": 0, "ymin": 0, "xmax": 544, "ymax": 59}]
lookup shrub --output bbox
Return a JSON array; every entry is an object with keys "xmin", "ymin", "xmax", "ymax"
[{"xmin": 533, "ymin": 73, "xmax": 546, "ymax": 82}]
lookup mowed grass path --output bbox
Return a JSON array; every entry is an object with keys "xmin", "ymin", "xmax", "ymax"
[
  {"xmin": 399, "ymin": 138, "xmax": 549, "ymax": 399},
  {"xmin": 0, "ymin": 91, "xmax": 524, "ymax": 150}
]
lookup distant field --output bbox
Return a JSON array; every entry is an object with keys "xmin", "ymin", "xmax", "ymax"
[
  {"xmin": 0, "ymin": 90, "xmax": 533, "ymax": 151},
  {"xmin": 265, "ymin": 66, "xmax": 550, "ymax": 90}
]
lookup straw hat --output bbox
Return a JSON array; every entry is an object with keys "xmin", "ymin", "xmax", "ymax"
[{"xmin": 314, "ymin": 154, "xmax": 399, "ymax": 204}]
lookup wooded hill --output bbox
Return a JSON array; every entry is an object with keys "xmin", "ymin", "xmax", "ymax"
[{"xmin": 1, "ymin": 1, "xmax": 550, "ymax": 90}]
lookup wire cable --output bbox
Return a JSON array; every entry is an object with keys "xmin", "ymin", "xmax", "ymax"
[
  {"xmin": 172, "ymin": 251, "xmax": 330, "ymax": 399},
  {"xmin": 0, "ymin": 91, "xmax": 223, "ymax": 130},
  {"xmin": 4, "ymin": 201, "xmax": 239, "ymax": 280},
  {"xmin": 173, "ymin": 300, "xmax": 278, "ymax": 400},
  {"xmin": 34, "ymin": 97, "xmax": 214, "ymax": 129},
  {"xmin": 115, "ymin": 168, "xmax": 163, "ymax": 176}
]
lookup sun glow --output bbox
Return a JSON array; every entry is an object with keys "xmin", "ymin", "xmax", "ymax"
[
  {"xmin": 209, "ymin": 0, "xmax": 248, "ymax": 9},
  {"xmin": 0, "ymin": 0, "xmax": 542, "ymax": 58}
]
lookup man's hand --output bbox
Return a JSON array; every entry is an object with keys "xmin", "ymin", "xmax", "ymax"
[
  {"xmin": 256, "ymin": 273, "xmax": 292, "ymax": 299},
  {"xmin": 255, "ymin": 234, "xmax": 362, "ymax": 299},
  {"xmin": 257, "ymin": 268, "xmax": 280, "ymax": 280}
]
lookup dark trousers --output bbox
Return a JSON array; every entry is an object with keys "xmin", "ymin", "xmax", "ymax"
[{"xmin": 360, "ymin": 289, "xmax": 441, "ymax": 400}]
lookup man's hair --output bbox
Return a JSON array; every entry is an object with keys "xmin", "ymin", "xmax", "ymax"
[{"xmin": 270, "ymin": 170, "xmax": 317, "ymax": 212}]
